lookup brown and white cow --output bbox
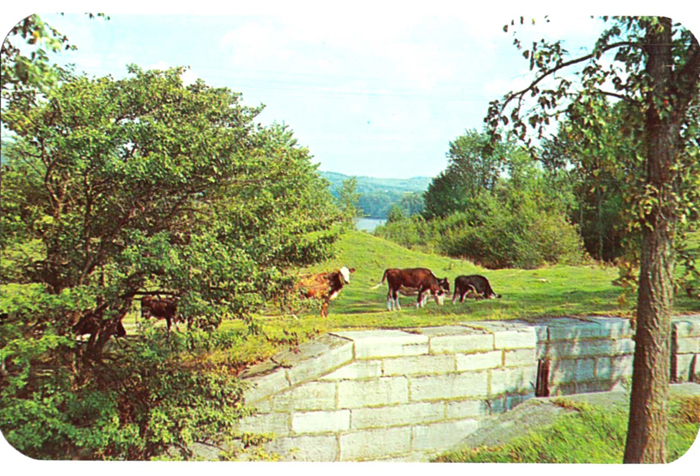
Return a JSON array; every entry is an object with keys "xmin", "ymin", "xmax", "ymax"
[
  {"xmin": 296, "ymin": 266, "xmax": 355, "ymax": 318},
  {"xmin": 141, "ymin": 295, "xmax": 180, "ymax": 332},
  {"xmin": 372, "ymin": 268, "xmax": 449, "ymax": 311}
]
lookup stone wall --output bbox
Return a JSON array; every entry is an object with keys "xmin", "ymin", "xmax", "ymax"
[{"xmin": 231, "ymin": 314, "xmax": 700, "ymax": 462}]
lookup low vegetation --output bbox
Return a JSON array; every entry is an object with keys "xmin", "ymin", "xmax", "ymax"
[{"xmin": 434, "ymin": 395, "xmax": 700, "ymax": 463}]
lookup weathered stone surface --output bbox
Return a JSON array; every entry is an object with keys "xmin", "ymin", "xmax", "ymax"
[
  {"xmin": 291, "ymin": 410, "xmax": 350, "ymax": 434},
  {"xmin": 339, "ymin": 427, "xmax": 411, "ymax": 461},
  {"xmin": 410, "ymin": 371, "xmax": 489, "ymax": 401},
  {"xmin": 332, "ymin": 330, "xmax": 429, "ymax": 359},
  {"xmin": 237, "ymin": 412, "xmax": 290, "ymax": 435},
  {"xmin": 615, "ymin": 338, "xmax": 636, "ymax": 354},
  {"xmin": 675, "ymin": 354, "xmax": 698, "ymax": 382},
  {"xmin": 319, "ymin": 360, "xmax": 383, "ymax": 380},
  {"xmin": 412, "ymin": 419, "xmax": 479, "ymax": 451},
  {"xmin": 490, "ymin": 366, "xmax": 537, "ymax": 395},
  {"xmin": 455, "ymin": 350, "xmax": 502, "ymax": 371},
  {"xmin": 383, "ymin": 354, "xmax": 456, "ymax": 376},
  {"xmin": 289, "ymin": 381, "xmax": 337, "ymax": 411},
  {"xmin": 266, "ymin": 435, "xmax": 339, "ymax": 462},
  {"xmin": 676, "ymin": 337, "xmax": 699, "ymax": 354},
  {"xmin": 285, "ymin": 334, "xmax": 355, "ymax": 385},
  {"xmin": 550, "ymin": 358, "xmax": 596, "ymax": 384},
  {"xmin": 493, "ymin": 329, "xmax": 537, "ymax": 350},
  {"xmin": 351, "ymin": 401, "xmax": 444, "ymax": 429},
  {"xmin": 503, "ymin": 348, "xmax": 537, "ymax": 367},
  {"xmin": 338, "ymin": 376, "xmax": 409, "ymax": 408},
  {"xmin": 445, "ymin": 399, "xmax": 490, "ymax": 420},
  {"xmin": 674, "ymin": 316, "xmax": 700, "ymax": 337},
  {"xmin": 429, "ymin": 332, "xmax": 495, "ymax": 354},
  {"xmin": 244, "ymin": 368, "xmax": 290, "ymax": 404},
  {"xmin": 547, "ymin": 339, "xmax": 616, "ymax": 358}
]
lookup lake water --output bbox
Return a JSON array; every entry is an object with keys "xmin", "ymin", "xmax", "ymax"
[{"xmin": 356, "ymin": 218, "xmax": 386, "ymax": 232}]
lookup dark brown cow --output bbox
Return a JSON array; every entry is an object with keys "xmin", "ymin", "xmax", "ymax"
[
  {"xmin": 296, "ymin": 266, "xmax": 355, "ymax": 318},
  {"xmin": 452, "ymin": 275, "xmax": 502, "ymax": 303},
  {"xmin": 372, "ymin": 268, "xmax": 449, "ymax": 311},
  {"xmin": 141, "ymin": 296, "xmax": 180, "ymax": 332}
]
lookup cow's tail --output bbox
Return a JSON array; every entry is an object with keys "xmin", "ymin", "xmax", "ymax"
[{"xmin": 370, "ymin": 269, "xmax": 389, "ymax": 289}]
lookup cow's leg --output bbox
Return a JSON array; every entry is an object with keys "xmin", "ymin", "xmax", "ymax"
[
  {"xmin": 416, "ymin": 288, "xmax": 424, "ymax": 308},
  {"xmin": 393, "ymin": 289, "xmax": 401, "ymax": 310},
  {"xmin": 321, "ymin": 300, "xmax": 329, "ymax": 318}
]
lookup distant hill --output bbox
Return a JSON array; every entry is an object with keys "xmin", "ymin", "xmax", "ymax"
[{"xmin": 319, "ymin": 171, "xmax": 432, "ymax": 218}]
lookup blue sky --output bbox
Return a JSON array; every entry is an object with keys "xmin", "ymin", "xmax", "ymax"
[{"xmin": 3, "ymin": 2, "xmax": 699, "ymax": 179}]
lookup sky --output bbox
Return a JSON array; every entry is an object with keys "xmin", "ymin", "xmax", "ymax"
[{"xmin": 3, "ymin": 2, "xmax": 700, "ymax": 180}]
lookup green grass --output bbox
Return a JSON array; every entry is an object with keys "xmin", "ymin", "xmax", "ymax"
[
  {"xmin": 211, "ymin": 229, "xmax": 699, "ymax": 365},
  {"xmin": 434, "ymin": 396, "xmax": 700, "ymax": 463}
]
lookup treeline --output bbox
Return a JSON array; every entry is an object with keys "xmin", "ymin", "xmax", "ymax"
[
  {"xmin": 321, "ymin": 171, "xmax": 428, "ymax": 218},
  {"xmin": 376, "ymin": 121, "xmax": 699, "ymax": 278}
]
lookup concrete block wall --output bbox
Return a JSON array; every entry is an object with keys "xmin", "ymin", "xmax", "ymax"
[{"xmin": 229, "ymin": 314, "xmax": 700, "ymax": 462}]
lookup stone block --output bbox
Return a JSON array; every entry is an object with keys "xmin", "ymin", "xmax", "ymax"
[
  {"xmin": 351, "ymin": 401, "xmax": 444, "ymax": 429},
  {"xmin": 550, "ymin": 358, "xmax": 596, "ymax": 384},
  {"xmin": 490, "ymin": 366, "xmax": 537, "ymax": 395},
  {"xmin": 244, "ymin": 369, "xmax": 290, "ymax": 404},
  {"xmin": 290, "ymin": 381, "xmax": 337, "ymax": 411},
  {"xmin": 430, "ymin": 333, "xmax": 495, "ymax": 354},
  {"xmin": 266, "ymin": 435, "xmax": 339, "ymax": 462},
  {"xmin": 675, "ymin": 353, "xmax": 698, "ymax": 382},
  {"xmin": 339, "ymin": 427, "xmax": 411, "ymax": 461},
  {"xmin": 595, "ymin": 356, "xmax": 612, "ymax": 380},
  {"xmin": 338, "ymin": 377, "xmax": 409, "ymax": 408},
  {"xmin": 494, "ymin": 329, "xmax": 537, "ymax": 350},
  {"xmin": 455, "ymin": 350, "xmax": 502, "ymax": 371},
  {"xmin": 237, "ymin": 412, "xmax": 290, "ymax": 435},
  {"xmin": 676, "ymin": 337, "xmax": 699, "ymax": 354},
  {"xmin": 410, "ymin": 371, "xmax": 489, "ymax": 401},
  {"xmin": 292, "ymin": 410, "xmax": 350, "ymax": 434},
  {"xmin": 611, "ymin": 354, "xmax": 634, "ymax": 379},
  {"xmin": 320, "ymin": 361, "xmax": 383, "ymax": 381},
  {"xmin": 445, "ymin": 399, "xmax": 489, "ymax": 419},
  {"xmin": 285, "ymin": 337, "xmax": 355, "ymax": 386},
  {"xmin": 674, "ymin": 317, "xmax": 700, "ymax": 337},
  {"xmin": 411, "ymin": 419, "xmax": 479, "ymax": 451},
  {"xmin": 615, "ymin": 338, "xmax": 636, "ymax": 355},
  {"xmin": 332, "ymin": 330, "xmax": 429, "ymax": 359},
  {"xmin": 383, "ymin": 354, "xmax": 456, "ymax": 376},
  {"xmin": 547, "ymin": 339, "xmax": 616, "ymax": 359},
  {"xmin": 503, "ymin": 348, "xmax": 537, "ymax": 367}
]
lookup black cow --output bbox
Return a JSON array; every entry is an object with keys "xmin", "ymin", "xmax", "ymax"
[
  {"xmin": 372, "ymin": 268, "xmax": 449, "ymax": 311},
  {"xmin": 452, "ymin": 275, "xmax": 501, "ymax": 303}
]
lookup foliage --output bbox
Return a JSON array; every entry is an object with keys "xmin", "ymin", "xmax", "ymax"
[
  {"xmin": 434, "ymin": 395, "xmax": 700, "ymax": 463},
  {"xmin": 380, "ymin": 149, "xmax": 586, "ymax": 269},
  {"xmin": 0, "ymin": 322, "xmax": 252, "ymax": 460},
  {"xmin": 1, "ymin": 62, "xmax": 340, "ymax": 459},
  {"xmin": 321, "ymin": 171, "xmax": 429, "ymax": 218},
  {"xmin": 336, "ymin": 177, "xmax": 362, "ymax": 229},
  {"xmin": 423, "ymin": 129, "xmax": 505, "ymax": 219}
]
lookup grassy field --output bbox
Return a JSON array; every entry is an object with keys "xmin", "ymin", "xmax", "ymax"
[
  {"xmin": 435, "ymin": 395, "xmax": 700, "ymax": 463},
  {"xmin": 211, "ymin": 230, "xmax": 698, "ymax": 366}
]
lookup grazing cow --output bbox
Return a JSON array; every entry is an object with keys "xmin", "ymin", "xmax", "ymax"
[
  {"xmin": 141, "ymin": 296, "xmax": 180, "ymax": 332},
  {"xmin": 452, "ymin": 275, "xmax": 502, "ymax": 303},
  {"xmin": 372, "ymin": 268, "xmax": 449, "ymax": 311},
  {"xmin": 296, "ymin": 267, "xmax": 355, "ymax": 318}
]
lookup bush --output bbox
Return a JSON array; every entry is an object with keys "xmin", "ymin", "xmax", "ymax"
[{"xmin": 0, "ymin": 319, "xmax": 252, "ymax": 460}]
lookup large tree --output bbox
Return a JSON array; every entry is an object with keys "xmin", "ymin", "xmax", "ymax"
[
  {"xmin": 1, "ymin": 65, "xmax": 339, "ymax": 359},
  {"xmin": 486, "ymin": 16, "xmax": 700, "ymax": 463}
]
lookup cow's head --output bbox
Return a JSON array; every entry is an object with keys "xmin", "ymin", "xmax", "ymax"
[
  {"xmin": 437, "ymin": 277, "xmax": 450, "ymax": 296},
  {"xmin": 339, "ymin": 267, "xmax": 355, "ymax": 284}
]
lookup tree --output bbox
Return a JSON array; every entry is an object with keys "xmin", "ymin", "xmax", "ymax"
[
  {"xmin": 337, "ymin": 177, "xmax": 362, "ymax": 227},
  {"xmin": 486, "ymin": 16, "xmax": 700, "ymax": 463},
  {"xmin": 1, "ymin": 65, "xmax": 339, "ymax": 357},
  {"xmin": 423, "ymin": 129, "xmax": 509, "ymax": 218}
]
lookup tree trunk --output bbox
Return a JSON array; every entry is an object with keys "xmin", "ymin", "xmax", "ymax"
[{"xmin": 623, "ymin": 17, "xmax": 676, "ymax": 464}]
